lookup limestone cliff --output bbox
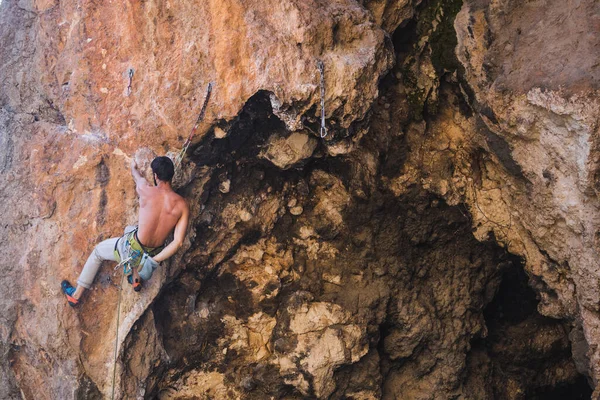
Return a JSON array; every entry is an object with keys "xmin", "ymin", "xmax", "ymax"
[{"xmin": 0, "ymin": 0, "xmax": 598, "ymax": 399}]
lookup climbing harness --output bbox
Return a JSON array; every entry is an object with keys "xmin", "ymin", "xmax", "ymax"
[
  {"xmin": 317, "ymin": 60, "xmax": 328, "ymax": 138},
  {"xmin": 126, "ymin": 68, "xmax": 134, "ymax": 97},
  {"xmin": 175, "ymin": 82, "xmax": 213, "ymax": 168},
  {"xmin": 114, "ymin": 229, "xmax": 162, "ymax": 280},
  {"xmin": 114, "ymin": 231, "xmax": 142, "ymax": 276},
  {"xmin": 113, "ymin": 255, "xmax": 133, "ymax": 274}
]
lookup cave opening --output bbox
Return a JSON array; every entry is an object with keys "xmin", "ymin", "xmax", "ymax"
[
  {"xmin": 392, "ymin": 17, "xmax": 418, "ymax": 58},
  {"xmin": 189, "ymin": 90, "xmax": 287, "ymax": 167},
  {"xmin": 468, "ymin": 261, "xmax": 593, "ymax": 399},
  {"xmin": 382, "ymin": 3, "xmax": 592, "ymax": 395}
]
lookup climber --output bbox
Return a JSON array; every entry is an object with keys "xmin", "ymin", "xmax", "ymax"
[{"xmin": 61, "ymin": 156, "xmax": 189, "ymax": 306}]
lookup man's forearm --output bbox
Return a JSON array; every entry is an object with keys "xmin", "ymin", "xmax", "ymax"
[
  {"xmin": 152, "ymin": 240, "xmax": 182, "ymax": 263},
  {"xmin": 131, "ymin": 163, "xmax": 143, "ymax": 181}
]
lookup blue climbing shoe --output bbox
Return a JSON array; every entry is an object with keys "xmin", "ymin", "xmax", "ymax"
[
  {"xmin": 61, "ymin": 280, "xmax": 79, "ymax": 307},
  {"xmin": 127, "ymin": 274, "xmax": 142, "ymax": 292}
]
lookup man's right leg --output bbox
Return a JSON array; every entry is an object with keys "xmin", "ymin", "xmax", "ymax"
[{"xmin": 68, "ymin": 237, "xmax": 119, "ymax": 302}]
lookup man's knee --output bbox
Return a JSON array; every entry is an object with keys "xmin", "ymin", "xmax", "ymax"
[
  {"xmin": 92, "ymin": 245, "xmax": 104, "ymax": 260},
  {"xmin": 92, "ymin": 243, "xmax": 112, "ymax": 263}
]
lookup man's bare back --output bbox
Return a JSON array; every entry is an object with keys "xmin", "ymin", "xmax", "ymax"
[
  {"xmin": 137, "ymin": 184, "xmax": 186, "ymax": 247},
  {"xmin": 131, "ymin": 159, "xmax": 189, "ymax": 263}
]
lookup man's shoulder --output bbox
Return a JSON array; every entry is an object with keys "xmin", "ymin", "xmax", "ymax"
[
  {"xmin": 137, "ymin": 183, "xmax": 155, "ymax": 197},
  {"xmin": 170, "ymin": 191, "xmax": 188, "ymax": 210},
  {"xmin": 171, "ymin": 191, "xmax": 186, "ymax": 202}
]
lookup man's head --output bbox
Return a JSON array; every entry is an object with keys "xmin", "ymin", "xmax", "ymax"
[{"xmin": 151, "ymin": 156, "xmax": 175, "ymax": 184}]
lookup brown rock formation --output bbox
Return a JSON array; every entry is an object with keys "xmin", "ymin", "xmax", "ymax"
[{"xmin": 0, "ymin": 0, "xmax": 598, "ymax": 399}]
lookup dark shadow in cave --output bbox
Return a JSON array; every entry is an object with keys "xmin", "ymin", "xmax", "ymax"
[
  {"xmin": 189, "ymin": 90, "xmax": 286, "ymax": 167},
  {"xmin": 186, "ymin": 89, "xmax": 310, "ymax": 273},
  {"xmin": 392, "ymin": 18, "xmax": 418, "ymax": 57},
  {"xmin": 533, "ymin": 375, "xmax": 593, "ymax": 400},
  {"xmin": 483, "ymin": 258, "xmax": 537, "ymax": 327},
  {"xmin": 470, "ymin": 263, "xmax": 592, "ymax": 399}
]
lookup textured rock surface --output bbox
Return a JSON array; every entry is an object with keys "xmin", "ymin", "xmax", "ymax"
[
  {"xmin": 0, "ymin": 0, "xmax": 599, "ymax": 399},
  {"xmin": 452, "ymin": 0, "xmax": 600, "ymax": 388}
]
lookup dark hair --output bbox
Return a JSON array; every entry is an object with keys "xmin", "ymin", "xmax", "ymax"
[{"xmin": 151, "ymin": 156, "xmax": 175, "ymax": 182}]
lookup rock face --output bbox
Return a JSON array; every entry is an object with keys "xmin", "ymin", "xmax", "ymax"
[
  {"xmin": 0, "ymin": 0, "xmax": 599, "ymax": 399},
  {"xmin": 453, "ymin": 0, "xmax": 600, "ymax": 385}
]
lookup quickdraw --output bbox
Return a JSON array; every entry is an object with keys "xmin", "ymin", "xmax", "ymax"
[
  {"xmin": 126, "ymin": 68, "xmax": 134, "ymax": 97},
  {"xmin": 175, "ymin": 82, "xmax": 213, "ymax": 168},
  {"xmin": 317, "ymin": 60, "xmax": 328, "ymax": 138},
  {"xmin": 113, "ymin": 231, "xmax": 141, "ymax": 276}
]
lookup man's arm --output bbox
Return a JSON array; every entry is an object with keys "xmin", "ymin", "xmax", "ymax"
[
  {"xmin": 152, "ymin": 202, "xmax": 189, "ymax": 263},
  {"xmin": 131, "ymin": 159, "xmax": 150, "ymax": 195}
]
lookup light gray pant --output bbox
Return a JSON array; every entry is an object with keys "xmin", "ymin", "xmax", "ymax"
[{"xmin": 77, "ymin": 226, "xmax": 135, "ymax": 289}]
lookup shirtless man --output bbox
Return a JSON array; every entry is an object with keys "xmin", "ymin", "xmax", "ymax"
[{"xmin": 61, "ymin": 156, "xmax": 189, "ymax": 306}]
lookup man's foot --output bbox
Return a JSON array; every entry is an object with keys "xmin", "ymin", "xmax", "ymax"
[
  {"xmin": 61, "ymin": 280, "xmax": 79, "ymax": 307},
  {"xmin": 127, "ymin": 274, "xmax": 142, "ymax": 292}
]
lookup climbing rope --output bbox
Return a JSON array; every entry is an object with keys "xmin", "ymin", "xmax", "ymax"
[
  {"xmin": 317, "ymin": 60, "xmax": 327, "ymax": 138},
  {"xmin": 109, "ymin": 247, "xmax": 134, "ymax": 400},
  {"xmin": 126, "ymin": 68, "xmax": 134, "ymax": 97},
  {"xmin": 175, "ymin": 83, "xmax": 213, "ymax": 168},
  {"xmin": 110, "ymin": 271, "xmax": 125, "ymax": 400}
]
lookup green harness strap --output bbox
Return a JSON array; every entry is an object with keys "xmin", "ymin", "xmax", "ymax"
[{"xmin": 114, "ymin": 230, "xmax": 162, "ymax": 275}]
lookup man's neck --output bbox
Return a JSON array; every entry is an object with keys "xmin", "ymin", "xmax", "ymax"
[{"xmin": 156, "ymin": 180, "xmax": 172, "ymax": 190}]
